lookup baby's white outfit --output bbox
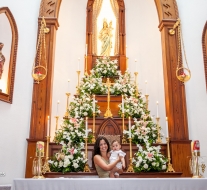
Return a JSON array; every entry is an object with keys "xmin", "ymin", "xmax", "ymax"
[{"xmin": 109, "ymin": 150, "xmax": 126, "ymax": 176}]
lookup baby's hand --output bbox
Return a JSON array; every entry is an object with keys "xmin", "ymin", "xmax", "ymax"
[{"xmin": 122, "ymin": 163, "xmax": 126, "ymax": 169}]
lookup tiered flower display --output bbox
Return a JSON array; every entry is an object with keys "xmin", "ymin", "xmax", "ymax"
[{"xmin": 50, "ymin": 56, "xmax": 166, "ymax": 173}]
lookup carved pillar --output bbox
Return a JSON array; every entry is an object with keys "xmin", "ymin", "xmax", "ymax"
[{"xmin": 25, "ymin": 0, "xmax": 61, "ymax": 178}]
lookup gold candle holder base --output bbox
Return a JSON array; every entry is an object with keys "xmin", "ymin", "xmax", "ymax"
[
  {"xmin": 126, "ymin": 138, "xmax": 134, "ymax": 173},
  {"xmin": 42, "ymin": 136, "xmax": 51, "ymax": 174},
  {"xmin": 76, "ymin": 71, "xmax": 81, "ymax": 95},
  {"xmin": 134, "ymin": 72, "xmax": 139, "ymax": 97},
  {"xmin": 156, "ymin": 117, "xmax": 162, "ymax": 144},
  {"xmin": 145, "ymin": 94, "xmax": 149, "ymax": 110},
  {"xmin": 64, "ymin": 93, "xmax": 70, "ymax": 119},
  {"xmin": 166, "ymin": 137, "xmax": 175, "ymax": 173},
  {"xmin": 84, "ymin": 137, "xmax": 91, "ymax": 173},
  {"xmin": 104, "ymin": 108, "xmax": 113, "ymax": 118}
]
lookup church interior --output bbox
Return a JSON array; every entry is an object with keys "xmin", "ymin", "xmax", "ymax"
[{"xmin": 1, "ymin": 0, "xmax": 207, "ymax": 189}]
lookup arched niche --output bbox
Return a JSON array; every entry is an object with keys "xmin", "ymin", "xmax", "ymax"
[
  {"xmin": 0, "ymin": 7, "xmax": 18, "ymax": 103},
  {"xmin": 202, "ymin": 21, "xmax": 207, "ymax": 90}
]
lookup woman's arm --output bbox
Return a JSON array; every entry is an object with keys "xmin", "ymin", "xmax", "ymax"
[{"xmin": 94, "ymin": 155, "xmax": 121, "ymax": 171}]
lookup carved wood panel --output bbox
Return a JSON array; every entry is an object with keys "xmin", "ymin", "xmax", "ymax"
[{"xmin": 202, "ymin": 21, "xmax": 207, "ymax": 91}]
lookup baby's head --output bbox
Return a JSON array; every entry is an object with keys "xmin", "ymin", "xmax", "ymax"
[{"xmin": 111, "ymin": 140, "xmax": 121, "ymax": 151}]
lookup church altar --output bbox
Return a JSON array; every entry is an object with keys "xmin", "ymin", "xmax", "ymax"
[{"xmin": 11, "ymin": 178, "xmax": 207, "ymax": 190}]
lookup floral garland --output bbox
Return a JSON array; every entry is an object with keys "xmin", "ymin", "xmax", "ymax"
[{"xmin": 132, "ymin": 144, "xmax": 167, "ymax": 172}]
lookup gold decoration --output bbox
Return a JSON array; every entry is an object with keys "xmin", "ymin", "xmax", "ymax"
[
  {"xmin": 122, "ymin": 112, "xmax": 127, "ymax": 144},
  {"xmin": 84, "ymin": 137, "xmax": 91, "ymax": 172},
  {"xmin": 134, "ymin": 72, "xmax": 139, "ymax": 97},
  {"xmin": 85, "ymin": 55, "xmax": 88, "ymax": 76},
  {"xmin": 76, "ymin": 71, "xmax": 81, "ymax": 95},
  {"xmin": 92, "ymin": 112, "xmax": 96, "ymax": 143},
  {"xmin": 145, "ymin": 94, "xmax": 149, "ymax": 110},
  {"xmin": 32, "ymin": 17, "xmax": 49, "ymax": 84},
  {"xmin": 169, "ymin": 18, "xmax": 191, "ymax": 83},
  {"xmin": 63, "ymin": 93, "xmax": 70, "ymax": 119},
  {"xmin": 42, "ymin": 136, "xmax": 51, "ymax": 174},
  {"xmin": 126, "ymin": 138, "xmax": 134, "ymax": 172},
  {"xmin": 166, "ymin": 137, "xmax": 175, "ymax": 172}
]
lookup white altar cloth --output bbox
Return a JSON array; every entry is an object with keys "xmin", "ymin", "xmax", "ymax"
[{"xmin": 11, "ymin": 178, "xmax": 207, "ymax": 190}]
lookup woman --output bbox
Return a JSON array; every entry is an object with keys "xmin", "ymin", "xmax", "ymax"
[{"xmin": 93, "ymin": 136, "xmax": 123, "ymax": 178}]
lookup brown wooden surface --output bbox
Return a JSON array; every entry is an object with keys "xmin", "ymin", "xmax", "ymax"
[
  {"xmin": 44, "ymin": 171, "xmax": 182, "ymax": 178},
  {"xmin": 202, "ymin": 21, "xmax": 207, "ymax": 91},
  {"xmin": 0, "ymin": 7, "xmax": 18, "ymax": 103}
]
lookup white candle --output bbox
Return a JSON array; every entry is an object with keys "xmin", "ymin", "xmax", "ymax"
[
  {"xmin": 85, "ymin": 44, "xmax": 88, "ymax": 55},
  {"xmin": 122, "ymin": 95, "xmax": 124, "ymax": 113},
  {"xmin": 166, "ymin": 117, "xmax": 169, "ymax": 137},
  {"xmin": 85, "ymin": 117, "xmax": 88, "ymax": 137},
  {"xmin": 129, "ymin": 117, "xmax": 131, "ymax": 138},
  {"xmin": 145, "ymin": 80, "xmax": 148, "ymax": 95},
  {"xmin": 135, "ymin": 59, "xmax": 137, "ymax": 72},
  {"xmin": 93, "ymin": 95, "xmax": 95, "ymax": 113},
  {"xmin": 78, "ymin": 58, "xmax": 80, "ymax": 71},
  {"xmin": 68, "ymin": 79, "xmax": 70, "ymax": 92},
  {"xmin": 47, "ymin": 116, "xmax": 50, "ymax": 136},
  {"xmin": 156, "ymin": 101, "xmax": 159, "ymax": 118},
  {"xmin": 56, "ymin": 100, "xmax": 60, "ymax": 115}
]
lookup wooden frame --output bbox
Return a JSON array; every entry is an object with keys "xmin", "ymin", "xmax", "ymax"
[
  {"xmin": 202, "ymin": 21, "xmax": 207, "ymax": 91},
  {"xmin": 25, "ymin": 0, "xmax": 191, "ymax": 178},
  {"xmin": 0, "ymin": 7, "xmax": 18, "ymax": 103}
]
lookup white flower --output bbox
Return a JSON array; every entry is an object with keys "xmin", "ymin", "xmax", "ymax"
[
  {"xmin": 73, "ymin": 162, "xmax": 79, "ymax": 168},
  {"xmin": 143, "ymin": 164, "xmax": 148, "ymax": 169},
  {"xmin": 59, "ymin": 161, "xmax": 63, "ymax": 168},
  {"xmin": 162, "ymin": 165, "xmax": 166, "ymax": 170}
]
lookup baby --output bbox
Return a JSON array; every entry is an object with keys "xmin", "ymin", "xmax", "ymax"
[{"xmin": 109, "ymin": 140, "xmax": 126, "ymax": 178}]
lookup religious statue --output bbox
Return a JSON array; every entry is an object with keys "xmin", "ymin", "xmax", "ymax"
[
  {"xmin": 99, "ymin": 19, "xmax": 114, "ymax": 56},
  {"xmin": 0, "ymin": 43, "xmax": 5, "ymax": 79}
]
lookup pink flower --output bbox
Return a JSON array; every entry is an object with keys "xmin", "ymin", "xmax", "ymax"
[
  {"xmin": 147, "ymin": 153, "xmax": 153, "ymax": 158},
  {"xmin": 70, "ymin": 118, "xmax": 77, "ymax": 124},
  {"xmin": 68, "ymin": 147, "xmax": 75, "ymax": 155}
]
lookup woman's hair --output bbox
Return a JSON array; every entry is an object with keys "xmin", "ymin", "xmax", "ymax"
[{"xmin": 93, "ymin": 136, "xmax": 110, "ymax": 156}]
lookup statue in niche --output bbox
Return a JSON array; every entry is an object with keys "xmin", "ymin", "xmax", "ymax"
[
  {"xmin": 99, "ymin": 19, "xmax": 114, "ymax": 56},
  {"xmin": 0, "ymin": 43, "xmax": 5, "ymax": 79}
]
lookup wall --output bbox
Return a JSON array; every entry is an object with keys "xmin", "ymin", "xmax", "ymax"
[{"xmin": 0, "ymin": 0, "xmax": 207, "ymax": 185}]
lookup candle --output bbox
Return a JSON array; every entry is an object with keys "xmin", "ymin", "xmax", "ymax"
[
  {"xmin": 166, "ymin": 117, "xmax": 169, "ymax": 137},
  {"xmin": 93, "ymin": 95, "xmax": 95, "ymax": 113},
  {"xmin": 156, "ymin": 101, "xmax": 159, "ymax": 118},
  {"xmin": 122, "ymin": 95, "xmax": 124, "ymax": 113},
  {"xmin": 135, "ymin": 59, "xmax": 137, "ymax": 71},
  {"xmin": 85, "ymin": 117, "xmax": 88, "ymax": 137},
  {"xmin": 129, "ymin": 117, "xmax": 131, "ymax": 138},
  {"xmin": 56, "ymin": 100, "xmax": 60, "ymax": 115},
  {"xmin": 85, "ymin": 44, "xmax": 88, "ymax": 55},
  {"xmin": 145, "ymin": 80, "xmax": 148, "ymax": 95},
  {"xmin": 68, "ymin": 79, "xmax": 70, "ymax": 92},
  {"xmin": 78, "ymin": 58, "xmax": 80, "ymax": 71},
  {"xmin": 47, "ymin": 116, "xmax": 50, "ymax": 136}
]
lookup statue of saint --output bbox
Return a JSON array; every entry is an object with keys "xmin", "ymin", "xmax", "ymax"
[
  {"xmin": 99, "ymin": 19, "xmax": 113, "ymax": 56},
  {"xmin": 0, "ymin": 43, "xmax": 5, "ymax": 79}
]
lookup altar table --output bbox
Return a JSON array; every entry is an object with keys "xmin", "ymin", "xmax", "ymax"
[{"xmin": 11, "ymin": 178, "xmax": 207, "ymax": 190}]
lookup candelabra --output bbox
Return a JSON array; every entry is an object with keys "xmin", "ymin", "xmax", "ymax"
[
  {"xmin": 76, "ymin": 70, "xmax": 81, "ymax": 95},
  {"xmin": 156, "ymin": 117, "xmax": 162, "ymax": 143},
  {"xmin": 42, "ymin": 136, "xmax": 51, "ymax": 174},
  {"xmin": 126, "ymin": 138, "xmax": 134, "ymax": 172},
  {"xmin": 92, "ymin": 112, "xmax": 96, "ymax": 143},
  {"xmin": 166, "ymin": 137, "xmax": 175, "ymax": 172},
  {"xmin": 126, "ymin": 57, "xmax": 129, "ymax": 69},
  {"xmin": 145, "ymin": 94, "xmax": 149, "ymax": 110},
  {"xmin": 134, "ymin": 72, "xmax": 139, "ymax": 97},
  {"xmin": 83, "ymin": 137, "xmax": 91, "ymax": 172},
  {"xmin": 122, "ymin": 113, "xmax": 127, "ymax": 144},
  {"xmin": 104, "ymin": 78, "xmax": 113, "ymax": 118},
  {"xmin": 64, "ymin": 93, "xmax": 70, "ymax": 119},
  {"xmin": 85, "ymin": 55, "xmax": 88, "ymax": 76}
]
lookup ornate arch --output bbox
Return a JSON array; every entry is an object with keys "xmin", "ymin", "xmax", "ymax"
[{"xmin": 26, "ymin": 0, "xmax": 191, "ymax": 177}]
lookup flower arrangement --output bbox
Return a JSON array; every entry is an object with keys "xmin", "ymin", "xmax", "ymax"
[
  {"xmin": 132, "ymin": 143, "xmax": 167, "ymax": 172},
  {"xmin": 130, "ymin": 116, "xmax": 158, "ymax": 145},
  {"xmin": 118, "ymin": 95, "xmax": 148, "ymax": 118},
  {"xmin": 78, "ymin": 75, "xmax": 107, "ymax": 95},
  {"xmin": 111, "ymin": 71, "xmax": 136, "ymax": 96},
  {"xmin": 69, "ymin": 94, "xmax": 101, "ymax": 118},
  {"xmin": 91, "ymin": 56, "xmax": 119, "ymax": 78}
]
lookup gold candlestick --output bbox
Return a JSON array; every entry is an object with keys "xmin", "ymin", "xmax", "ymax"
[
  {"xmin": 122, "ymin": 113, "xmax": 127, "ymax": 144},
  {"xmin": 55, "ymin": 116, "xmax": 59, "ymax": 131},
  {"xmin": 83, "ymin": 137, "xmax": 91, "ymax": 172},
  {"xmin": 156, "ymin": 117, "xmax": 162, "ymax": 143},
  {"xmin": 76, "ymin": 70, "xmax": 81, "ymax": 95},
  {"xmin": 85, "ymin": 55, "xmax": 88, "ymax": 76},
  {"xmin": 126, "ymin": 57, "xmax": 129, "ymax": 70},
  {"xmin": 42, "ymin": 136, "xmax": 51, "ymax": 174},
  {"xmin": 166, "ymin": 137, "xmax": 175, "ymax": 172},
  {"xmin": 126, "ymin": 138, "xmax": 134, "ymax": 172},
  {"xmin": 104, "ymin": 78, "xmax": 113, "ymax": 118},
  {"xmin": 64, "ymin": 93, "xmax": 70, "ymax": 119},
  {"xmin": 92, "ymin": 112, "xmax": 96, "ymax": 143},
  {"xmin": 134, "ymin": 72, "xmax": 139, "ymax": 97},
  {"xmin": 145, "ymin": 94, "xmax": 149, "ymax": 110}
]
